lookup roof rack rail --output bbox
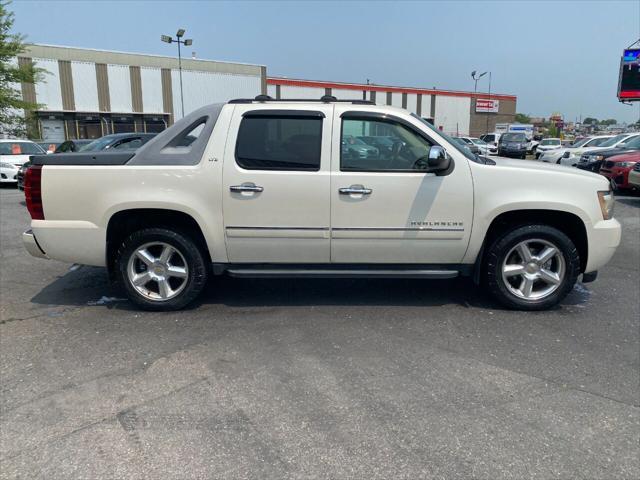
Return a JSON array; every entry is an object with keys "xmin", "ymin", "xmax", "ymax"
[{"xmin": 229, "ymin": 95, "xmax": 375, "ymax": 105}]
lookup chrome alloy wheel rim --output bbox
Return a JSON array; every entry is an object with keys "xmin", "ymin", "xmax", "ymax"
[
  {"xmin": 127, "ymin": 242, "xmax": 188, "ymax": 301},
  {"xmin": 501, "ymin": 238, "xmax": 565, "ymax": 301}
]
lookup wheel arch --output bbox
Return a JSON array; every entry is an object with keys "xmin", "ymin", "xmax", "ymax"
[
  {"xmin": 106, "ymin": 208, "xmax": 212, "ymax": 274},
  {"xmin": 473, "ymin": 209, "xmax": 588, "ymax": 283}
]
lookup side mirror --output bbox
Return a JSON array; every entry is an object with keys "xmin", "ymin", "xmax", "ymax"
[{"xmin": 425, "ymin": 146, "xmax": 452, "ymax": 173}]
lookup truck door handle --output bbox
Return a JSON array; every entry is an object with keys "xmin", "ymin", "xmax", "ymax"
[
  {"xmin": 339, "ymin": 185, "xmax": 372, "ymax": 195},
  {"xmin": 230, "ymin": 183, "xmax": 264, "ymax": 193}
]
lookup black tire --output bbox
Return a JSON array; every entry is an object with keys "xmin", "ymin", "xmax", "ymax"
[
  {"xmin": 115, "ymin": 227, "xmax": 208, "ymax": 311},
  {"xmin": 484, "ymin": 224, "xmax": 580, "ymax": 310}
]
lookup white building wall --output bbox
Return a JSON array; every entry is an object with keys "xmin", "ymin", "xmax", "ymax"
[
  {"xmin": 34, "ymin": 58, "xmax": 63, "ymax": 111},
  {"xmin": 391, "ymin": 92, "xmax": 402, "ymax": 108},
  {"xmin": 267, "ymin": 84, "xmax": 277, "ymax": 98},
  {"xmin": 370, "ymin": 91, "xmax": 385, "ymax": 105},
  {"xmin": 434, "ymin": 96, "xmax": 471, "ymax": 136},
  {"xmin": 331, "ymin": 88, "xmax": 364, "ymax": 100},
  {"xmin": 140, "ymin": 67, "xmax": 164, "ymax": 113},
  {"xmin": 107, "ymin": 64, "xmax": 132, "ymax": 113},
  {"xmin": 71, "ymin": 61, "xmax": 99, "ymax": 112},
  {"xmin": 278, "ymin": 85, "xmax": 324, "ymax": 100},
  {"xmin": 406, "ymin": 94, "xmax": 418, "ymax": 114},
  {"xmin": 421, "ymin": 95, "xmax": 432, "ymax": 118},
  {"xmin": 172, "ymin": 70, "xmax": 261, "ymax": 118}
]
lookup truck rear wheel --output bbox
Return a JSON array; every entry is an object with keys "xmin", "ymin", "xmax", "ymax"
[
  {"xmin": 484, "ymin": 224, "xmax": 580, "ymax": 310},
  {"xmin": 115, "ymin": 227, "xmax": 208, "ymax": 310}
]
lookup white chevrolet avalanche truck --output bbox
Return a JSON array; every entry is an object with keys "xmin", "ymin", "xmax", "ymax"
[{"xmin": 22, "ymin": 96, "xmax": 621, "ymax": 311}]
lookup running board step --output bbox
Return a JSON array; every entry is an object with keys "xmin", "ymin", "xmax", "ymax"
[{"xmin": 225, "ymin": 268, "xmax": 459, "ymax": 279}]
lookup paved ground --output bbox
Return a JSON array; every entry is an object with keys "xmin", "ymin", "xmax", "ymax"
[{"xmin": 0, "ymin": 185, "xmax": 638, "ymax": 479}]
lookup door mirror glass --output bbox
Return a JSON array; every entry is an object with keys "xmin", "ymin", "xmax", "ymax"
[{"xmin": 425, "ymin": 146, "xmax": 451, "ymax": 173}]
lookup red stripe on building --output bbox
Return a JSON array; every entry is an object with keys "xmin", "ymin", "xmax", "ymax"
[{"xmin": 267, "ymin": 77, "xmax": 517, "ymax": 101}]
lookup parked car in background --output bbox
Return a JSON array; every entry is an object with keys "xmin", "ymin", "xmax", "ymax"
[
  {"xmin": 497, "ymin": 132, "xmax": 528, "ymax": 159},
  {"xmin": 37, "ymin": 142, "xmax": 60, "ymax": 154},
  {"xmin": 599, "ymin": 151, "xmax": 640, "ymax": 191},
  {"xmin": 1, "ymin": 161, "xmax": 19, "ymax": 185},
  {"xmin": 465, "ymin": 137, "xmax": 496, "ymax": 155},
  {"xmin": 453, "ymin": 137, "xmax": 480, "ymax": 155},
  {"xmin": 54, "ymin": 139, "xmax": 93, "ymax": 153},
  {"xmin": 358, "ymin": 135, "xmax": 396, "ymax": 155},
  {"xmin": 576, "ymin": 134, "xmax": 640, "ymax": 172},
  {"xmin": 457, "ymin": 136, "xmax": 494, "ymax": 155},
  {"xmin": 479, "ymin": 132, "xmax": 502, "ymax": 150},
  {"xmin": 0, "ymin": 139, "xmax": 45, "ymax": 169},
  {"xmin": 541, "ymin": 135, "xmax": 613, "ymax": 166},
  {"xmin": 81, "ymin": 133, "xmax": 157, "ymax": 152},
  {"xmin": 628, "ymin": 161, "xmax": 640, "ymax": 189},
  {"xmin": 534, "ymin": 138, "xmax": 562, "ymax": 159},
  {"xmin": 16, "ymin": 161, "xmax": 29, "ymax": 190},
  {"xmin": 342, "ymin": 136, "xmax": 379, "ymax": 159}
]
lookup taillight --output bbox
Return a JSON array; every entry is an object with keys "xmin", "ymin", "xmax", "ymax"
[{"xmin": 24, "ymin": 165, "xmax": 44, "ymax": 220}]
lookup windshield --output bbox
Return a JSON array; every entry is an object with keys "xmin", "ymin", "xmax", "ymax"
[
  {"xmin": 622, "ymin": 136, "xmax": 640, "ymax": 149},
  {"xmin": 81, "ymin": 136, "xmax": 118, "ymax": 151},
  {"xmin": 470, "ymin": 138, "xmax": 487, "ymax": 146},
  {"xmin": 540, "ymin": 139, "xmax": 561, "ymax": 146},
  {"xmin": 411, "ymin": 113, "xmax": 478, "ymax": 162},
  {"xmin": 598, "ymin": 134, "xmax": 629, "ymax": 148},
  {"xmin": 501, "ymin": 133, "xmax": 526, "ymax": 142},
  {"xmin": 571, "ymin": 138, "xmax": 589, "ymax": 147},
  {"xmin": 620, "ymin": 135, "xmax": 639, "ymax": 145},
  {"xmin": 0, "ymin": 142, "xmax": 45, "ymax": 155}
]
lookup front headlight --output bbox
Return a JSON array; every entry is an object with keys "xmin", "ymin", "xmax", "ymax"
[
  {"xmin": 618, "ymin": 161, "xmax": 636, "ymax": 168},
  {"xmin": 597, "ymin": 190, "xmax": 614, "ymax": 220},
  {"xmin": 594, "ymin": 155, "xmax": 604, "ymax": 161},
  {"xmin": 0, "ymin": 162, "xmax": 17, "ymax": 169}
]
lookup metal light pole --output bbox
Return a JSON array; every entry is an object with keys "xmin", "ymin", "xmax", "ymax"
[
  {"xmin": 485, "ymin": 71, "xmax": 492, "ymax": 135},
  {"xmin": 471, "ymin": 70, "xmax": 487, "ymax": 93},
  {"xmin": 161, "ymin": 29, "xmax": 193, "ymax": 119}
]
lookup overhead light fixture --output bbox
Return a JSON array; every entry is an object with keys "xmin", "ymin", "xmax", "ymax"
[
  {"xmin": 184, "ymin": 39, "xmax": 193, "ymax": 46},
  {"xmin": 161, "ymin": 35, "xmax": 172, "ymax": 43},
  {"xmin": 176, "ymin": 28, "xmax": 185, "ymax": 38}
]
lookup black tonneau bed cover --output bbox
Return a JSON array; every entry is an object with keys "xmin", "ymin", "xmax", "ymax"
[{"xmin": 30, "ymin": 152, "xmax": 135, "ymax": 166}]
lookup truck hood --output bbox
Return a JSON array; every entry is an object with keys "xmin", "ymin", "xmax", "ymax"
[{"xmin": 491, "ymin": 157, "xmax": 604, "ymax": 181}]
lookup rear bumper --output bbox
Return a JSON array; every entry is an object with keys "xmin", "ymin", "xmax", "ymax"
[
  {"xmin": 628, "ymin": 169, "xmax": 640, "ymax": 188},
  {"xmin": 29, "ymin": 220, "xmax": 106, "ymax": 266},
  {"xmin": 22, "ymin": 229, "xmax": 48, "ymax": 259},
  {"xmin": 585, "ymin": 218, "xmax": 621, "ymax": 274}
]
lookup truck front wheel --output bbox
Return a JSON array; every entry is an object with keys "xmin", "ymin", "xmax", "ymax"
[
  {"xmin": 484, "ymin": 225, "xmax": 580, "ymax": 310},
  {"xmin": 115, "ymin": 227, "xmax": 208, "ymax": 310}
]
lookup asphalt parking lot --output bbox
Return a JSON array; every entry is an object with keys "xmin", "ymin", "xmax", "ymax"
[{"xmin": 0, "ymin": 185, "xmax": 638, "ymax": 479}]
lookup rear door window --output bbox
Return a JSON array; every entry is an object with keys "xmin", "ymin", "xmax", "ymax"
[{"xmin": 235, "ymin": 114, "xmax": 322, "ymax": 171}]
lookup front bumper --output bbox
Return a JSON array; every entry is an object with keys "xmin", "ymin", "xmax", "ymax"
[
  {"xmin": 22, "ymin": 229, "xmax": 48, "ymax": 259},
  {"xmin": 585, "ymin": 218, "xmax": 621, "ymax": 274},
  {"xmin": 600, "ymin": 167, "xmax": 633, "ymax": 189},
  {"xmin": 576, "ymin": 161, "xmax": 602, "ymax": 172}
]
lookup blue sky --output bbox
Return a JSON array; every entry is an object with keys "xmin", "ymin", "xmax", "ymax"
[{"xmin": 10, "ymin": 0, "xmax": 640, "ymax": 123}]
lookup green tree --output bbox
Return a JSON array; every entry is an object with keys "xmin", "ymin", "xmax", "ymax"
[
  {"xmin": 515, "ymin": 113, "xmax": 531, "ymax": 124},
  {"xmin": 583, "ymin": 117, "xmax": 598, "ymax": 125},
  {"xmin": 599, "ymin": 119, "xmax": 617, "ymax": 126},
  {"xmin": 547, "ymin": 124, "xmax": 559, "ymax": 137},
  {"xmin": 0, "ymin": 1, "xmax": 41, "ymax": 137}
]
